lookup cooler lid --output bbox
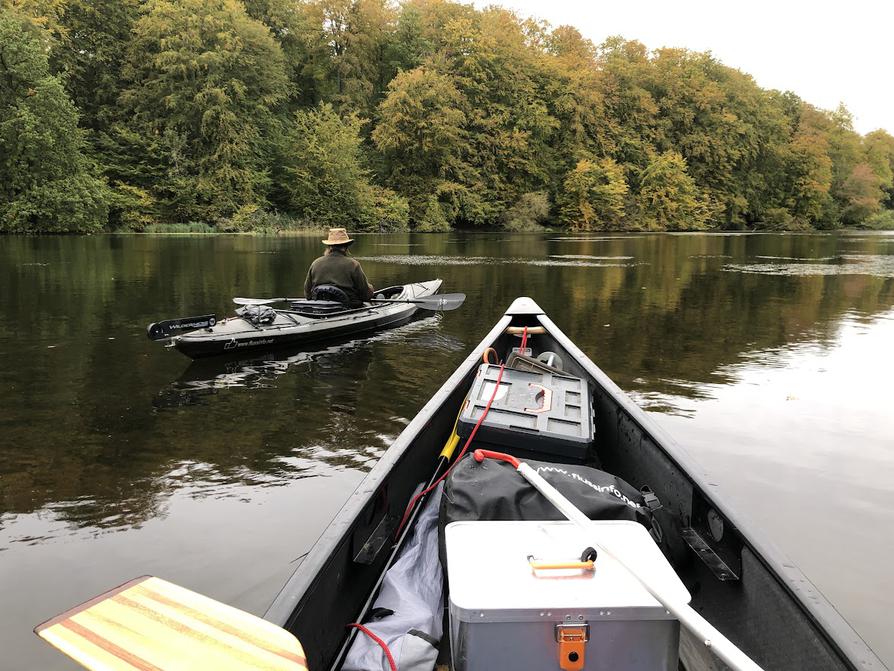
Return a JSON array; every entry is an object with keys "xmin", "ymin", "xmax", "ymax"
[{"xmin": 445, "ymin": 520, "xmax": 690, "ymax": 623}]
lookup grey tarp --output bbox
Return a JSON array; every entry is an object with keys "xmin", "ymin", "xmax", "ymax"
[{"xmin": 343, "ymin": 484, "xmax": 444, "ymax": 671}]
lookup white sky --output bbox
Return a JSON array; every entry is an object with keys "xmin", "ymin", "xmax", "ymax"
[{"xmin": 472, "ymin": 0, "xmax": 893, "ymax": 136}]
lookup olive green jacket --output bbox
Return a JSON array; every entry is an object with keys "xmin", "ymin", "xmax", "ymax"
[{"xmin": 303, "ymin": 249, "xmax": 372, "ymax": 304}]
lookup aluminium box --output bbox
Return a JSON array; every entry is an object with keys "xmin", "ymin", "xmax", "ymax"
[
  {"xmin": 445, "ymin": 520, "xmax": 690, "ymax": 671},
  {"xmin": 457, "ymin": 363, "xmax": 594, "ymax": 462}
]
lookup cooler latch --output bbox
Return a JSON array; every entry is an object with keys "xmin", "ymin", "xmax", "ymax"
[{"xmin": 555, "ymin": 623, "xmax": 589, "ymax": 671}]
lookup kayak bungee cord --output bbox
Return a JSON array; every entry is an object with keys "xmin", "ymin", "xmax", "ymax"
[{"xmin": 348, "ymin": 326, "xmax": 529, "ymax": 669}]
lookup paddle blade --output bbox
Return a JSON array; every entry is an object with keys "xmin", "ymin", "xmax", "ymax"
[
  {"xmin": 147, "ymin": 315, "xmax": 216, "ymax": 341},
  {"xmin": 415, "ymin": 292, "xmax": 466, "ymax": 311},
  {"xmin": 372, "ymin": 293, "xmax": 466, "ymax": 311},
  {"xmin": 35, "ymin": 576, "xmax": 307, "ymax": 671}
]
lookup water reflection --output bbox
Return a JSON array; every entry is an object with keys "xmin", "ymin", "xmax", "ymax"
[
  {"xmin": 647, "ymin": 310, "xmax": 894, "ymax": 662},
  {"xmin": 725, "ymin": 254, "xmax": 894, "ymax": 277},
  {"xmin": 2, "ymin": 231, "xmax": 894, "ymax": 668},
  {"xmin": 155, "ymin": 316, "xmax": 446, "ymax": 400}
]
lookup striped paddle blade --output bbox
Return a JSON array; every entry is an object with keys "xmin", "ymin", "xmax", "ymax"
[{"xmin": 34, "ymin": 576, "xmax": 307, "ymax": 671}]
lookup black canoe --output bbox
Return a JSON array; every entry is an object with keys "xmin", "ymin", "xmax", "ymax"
[
  {"xmin": 264, "ymin": 297, "xmax": 886, "ymax": 671},
  {"xmin": 171, "ymin": 280, "xmax": 442, "ymax": 359}
]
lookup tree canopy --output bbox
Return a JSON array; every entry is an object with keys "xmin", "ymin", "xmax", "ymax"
[
  {"xmin": 3, "ymin": 0, "xmax": 893, "ymax": 232},
  {"xmin": 0, "ymin": 8, "xmax": 108, "ymax": 232}
]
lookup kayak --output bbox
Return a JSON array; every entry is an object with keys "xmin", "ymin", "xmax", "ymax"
[
  {"xmin": 263, "ymin": 297, "xmax": 885, "ymax": 671},
  {"xmin": 170, "ymin": 279, "xmax": 443, "ymax": 359}
]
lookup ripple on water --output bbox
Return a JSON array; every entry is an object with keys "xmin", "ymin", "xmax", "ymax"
[
  {"xmin": 753, "ymin": 255, "xmax": 836, "ymax": 261},
  {"xmin": 356, "ymin": 255, "xmax": 640, "ymax": 268},
  {"xmin": 547, "ymin": 236, "xmax": 637, "ymax": 241},
  {"xmin": 549, "ymin": 254, "xmax": 635, "ymax": 260},
  {"xmin": 723, "ymin": 254, "xmax": 894, "ymax": 277}
]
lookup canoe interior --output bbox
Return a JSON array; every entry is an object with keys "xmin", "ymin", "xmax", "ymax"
[{"xmin": 265, "ymin": 300, "xmax": 885, "ymax": 671}]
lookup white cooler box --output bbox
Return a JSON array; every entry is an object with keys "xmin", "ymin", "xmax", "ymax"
[{"xmin": 445, "ymin": 520, "xmax": 691, "ymax": 671}]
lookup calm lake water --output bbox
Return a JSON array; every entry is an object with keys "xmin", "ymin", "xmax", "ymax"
[{"xmin": 2, "ymin": 231, "xmax": 893, "ymax": 669}]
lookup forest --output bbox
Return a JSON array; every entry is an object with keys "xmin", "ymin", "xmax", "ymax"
[{"xmin": 2, "ymin": 0, "xmax": 894, "ymax": 234}]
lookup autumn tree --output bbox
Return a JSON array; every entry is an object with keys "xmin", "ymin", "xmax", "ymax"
[
  {"xmin": 636, "ymin": 151, "xmax": 708, "ymax": 230},
  {"xmin": 864, "ymin": 130, "xmax": 894, "ymax": 207},
  {"xmin": 559, "ymin": 158, "xmax": 628, "ymax": 230}
]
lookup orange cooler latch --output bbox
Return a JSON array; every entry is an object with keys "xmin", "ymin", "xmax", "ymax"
[{"xmin": 556, "ymin": 623, "xmax": 589, "ymax": 671}]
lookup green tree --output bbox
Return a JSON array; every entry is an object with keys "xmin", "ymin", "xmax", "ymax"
[
  {"xmin": 636, "ymin": 151, "xmax": 708, "ymax": 230},
  {"xmin": 373, "ymin": 66, "xmax": 474, "ymax": 227},
  {"xmin": 43, "ymin": 0, "xmax": 141, "ymax": 132},
  {"xmin": 257, "ymin": 0, "xmax": 400, "ymax": 115},
  {"xmin": 559, "ymin": 158, "xmax": 628, "ymax": 230},
  {"xmin": 282, "ymin": 103, "xmax": 407, "ymax": 230},
  {"xmin": 0, "ymin": 10, "xmax": 108, "ymax": 232},
  {"xmin": 112, "ymin": 0, "xmax": 290, "ymax": 224}
]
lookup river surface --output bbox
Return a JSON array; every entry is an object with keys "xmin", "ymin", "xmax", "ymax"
[{"xmin": 1, "ymin": 232, "xmax": 893, "ymax": 669}]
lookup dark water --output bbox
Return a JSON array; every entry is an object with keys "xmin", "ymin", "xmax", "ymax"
[{"xmin": 2, "ymin": 232, "xmax": 893, "ymax": 669}]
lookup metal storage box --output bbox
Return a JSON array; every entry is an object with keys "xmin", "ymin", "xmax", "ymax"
[
  {"xmin": 445, "ymin": 520, "xmax": 690, "ymax": 671},
  {"xmin": 457, "ymin": 363, "xmax": 594, "ymax": 462}
]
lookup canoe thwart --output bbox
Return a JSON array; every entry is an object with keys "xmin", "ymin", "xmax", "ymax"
[{"xmin": 505, "ymin": 326, "xmax": 546, "ymax": 335}]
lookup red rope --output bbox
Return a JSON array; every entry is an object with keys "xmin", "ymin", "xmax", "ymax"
[
  {"xmin": 369, "ymin": 327, "xmax": 529, "ymax": 669},
  {"xmin": 347, "ymin": 623, "xmax": 397, "ymax": 671},
  {"xmin": 395, "ymin": 326, "xmax": 527, "ymax": 538}
]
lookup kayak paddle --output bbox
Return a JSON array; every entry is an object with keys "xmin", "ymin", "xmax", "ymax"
[
  {"xmin": 147, "ymin": 314, "xmax": 217, "ymax": 341},
  {"xmin": 472, "ymin": 449, "xmax": 767, "ymax": 671},
  {"xmin": 232, "ymin": 293, "xmax": 466, "ymax": 311},
  {"xmin": 35, "ymin": 575, "xmax": 307, "ymax": 671}
]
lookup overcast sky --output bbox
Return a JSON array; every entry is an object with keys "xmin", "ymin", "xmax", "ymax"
[{"xmin": 472, "ymin": 0, "xmax": 892, "ymax": 136}]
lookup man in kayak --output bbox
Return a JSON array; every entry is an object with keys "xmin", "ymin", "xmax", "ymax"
[{"xmin": 304, "ymin": 228, "xmax": 374, "ymax": 307}]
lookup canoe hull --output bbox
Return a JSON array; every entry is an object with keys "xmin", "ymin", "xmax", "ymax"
[
  {"xmin": 264, "ymin": 297, "xmax": 886, "ymax": 671},
  {"xmin": 172, "ymin": 280, "xmax": 442, "ymax": 359}
]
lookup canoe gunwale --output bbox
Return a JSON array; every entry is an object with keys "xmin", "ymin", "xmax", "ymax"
[
  {"xmin": 539, "ymin": 310, "xmax": 885, "ymax": 671},
  {"xmin": 264, "ymin": 296, "xmax": 886, "ymax": 671}
]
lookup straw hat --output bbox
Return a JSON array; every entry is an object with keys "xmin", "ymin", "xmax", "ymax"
[{"xmin": 322, "ymin": 228, "xmax": 354, "ymax": 246}]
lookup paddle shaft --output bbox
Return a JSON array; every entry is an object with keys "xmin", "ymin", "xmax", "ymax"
[
  {"xmin": 233, "ymin": 293, "xmax": 464, "ymax": 311},
  {"xmin": 474, "ymin": 451, "xmax": 765, "ymax": 671}
]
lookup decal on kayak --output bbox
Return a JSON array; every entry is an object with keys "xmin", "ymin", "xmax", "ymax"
[{"xmin": 225, "ymin": 338, "xmax": 276, "ymax": 350}]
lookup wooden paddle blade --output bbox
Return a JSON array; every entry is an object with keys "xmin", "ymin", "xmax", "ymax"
[{"xmin": 34, "ymin": 576, "xmax": 307, "ymax": 671}]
